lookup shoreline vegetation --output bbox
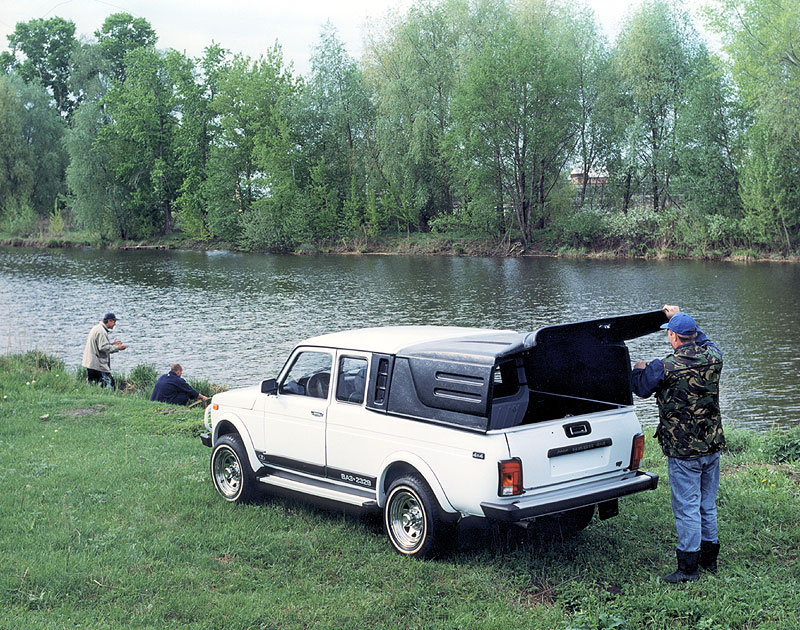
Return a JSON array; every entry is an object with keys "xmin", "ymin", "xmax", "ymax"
[
  {"xmin": 3, "ymin": 1, "xmax": 800, "ymax": 268},
  {"xmin": 2, "ymin": 229, "xmax": 799, "ymax": 263},
  {"xmin": 1, "ymin": 351, "xmax": 799, "ymax": 628}
]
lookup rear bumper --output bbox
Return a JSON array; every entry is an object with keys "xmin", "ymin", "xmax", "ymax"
[{"xmin": 480, "ymin": 470, "xmax": 658, "ymax": 522}]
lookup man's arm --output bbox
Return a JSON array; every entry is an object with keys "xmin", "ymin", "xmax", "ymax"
[
  {"xmin": 174, "ymin": 376, "xmax": 201, "ymax": 400},
  {"xmin": 631, "ymin": 358, "xmax": 665, "ymax": 398}
]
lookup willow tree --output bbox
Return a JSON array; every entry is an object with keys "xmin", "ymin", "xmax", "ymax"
[
  {"xmin": 614, "ymin": 0, "xmax": 700, "ymax": 211},
  {"xmin": 365, "ymin": 0, "xmax": 465, "ymax": 231},
  {"xmin": 301, "ymin": 23, "xmax": 376, "ymax": 239},
  {"xmin": 708, "ymin": 0, "xmax": 800, "ymax": 250},
  {"xmin": 453, "ymin": 0, "xmax": 580, "ymax": 245}
]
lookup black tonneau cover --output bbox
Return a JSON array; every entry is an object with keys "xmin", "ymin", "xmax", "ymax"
[{"xmin": 368, "ymin": 311, "xmax": 668, "ymax": 432}]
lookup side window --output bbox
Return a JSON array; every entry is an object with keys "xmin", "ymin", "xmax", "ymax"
[
  {"xmin": 280, "ymin": 351, "xmax": 332, "ymax": 399},
  {"xmin": 335, "ymin": 356, "xmax": 368, "ymax": 404}
]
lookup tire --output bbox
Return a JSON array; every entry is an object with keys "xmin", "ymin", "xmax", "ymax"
[
  {"xmin": 210, "ymin": 434, "xmax": 257, "ymax": 503},
  {"xmin": 383, "ymin": 474, "xmax": 447, "ymax": 559}
]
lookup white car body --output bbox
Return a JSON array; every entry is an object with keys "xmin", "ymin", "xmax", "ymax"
[{"xmin": 203, "ymin": 316, "xmax": 662, "ymax": 557}]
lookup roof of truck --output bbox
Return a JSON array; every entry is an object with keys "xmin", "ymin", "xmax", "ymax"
[{"xmin": 300, "ymin": 326, "xmax": 525, "ymax": 361}]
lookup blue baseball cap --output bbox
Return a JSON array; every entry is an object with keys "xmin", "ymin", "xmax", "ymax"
[
  {"xmin": 103, "ymin": 313, "xmax": 119, "ymax": 321},
  {"xmin": 661, "ymin": 312, "xmax": 697, "ymax": 336}
]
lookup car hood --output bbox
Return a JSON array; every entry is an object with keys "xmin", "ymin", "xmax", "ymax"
[{"xmin": 212, "ymin": 386, "xmax": 260, "ymax": 410}]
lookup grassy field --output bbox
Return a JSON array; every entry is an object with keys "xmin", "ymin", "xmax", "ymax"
[{"xmin": 1, "ymin": 352, "xmax": 798, "ymax": 629}]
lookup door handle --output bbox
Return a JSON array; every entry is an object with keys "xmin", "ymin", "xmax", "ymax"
[{"xmin": 311, "ymin": 411, "xmax": 323, "ymax": 417}]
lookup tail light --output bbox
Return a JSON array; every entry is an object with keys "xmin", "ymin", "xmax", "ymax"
[
  {"xmin": 498, "ymin": 458, "xmax": 523, "ymax": 496},
  {"xmin": 630, "ymin": 433, "xmax": 645, "ymax": 470}
]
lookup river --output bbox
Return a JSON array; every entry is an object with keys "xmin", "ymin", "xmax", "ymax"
[{"xmin": 1, "ymin": 246, "xmax": 798, "ymax": 430}]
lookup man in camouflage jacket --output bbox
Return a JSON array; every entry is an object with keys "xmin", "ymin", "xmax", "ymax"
[{"xmin": 631, "ymin": 305, "xmax": 723, "ymax": 583}]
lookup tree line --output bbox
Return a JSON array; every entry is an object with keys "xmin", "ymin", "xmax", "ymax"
[{"xmin": 1, "ymin": 0, "xmax": 798, "ymax": 255}]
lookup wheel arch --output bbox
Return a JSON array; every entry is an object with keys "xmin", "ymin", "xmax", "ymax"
[
  {"xmin": 377, "ymin": 452, "xmax": 457, "ymax": 515},
  {"xmin": 212, "ymin": 413, "xmax": 261, "ymax": 474}
]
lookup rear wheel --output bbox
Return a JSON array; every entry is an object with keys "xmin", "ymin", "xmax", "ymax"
[
  {"xmin": 384, "ymin": 474, "xmax": 447, "ymax": 559},
  {"xmin": 210, "ymin": 434, "xmax": 257, "ymax": 503}
]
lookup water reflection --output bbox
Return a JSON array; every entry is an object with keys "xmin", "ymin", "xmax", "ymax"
[{"xmin": 1, "ymin": 246, "xmax": 798, "ymax": 431}]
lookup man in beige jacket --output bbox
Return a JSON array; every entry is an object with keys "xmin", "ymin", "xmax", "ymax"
[{"xmin": 81, "ymin": 313, "xmax": 127, "ymax": 389}]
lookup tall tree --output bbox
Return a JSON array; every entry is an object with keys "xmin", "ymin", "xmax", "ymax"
[
  {"xmin": 207, "ymin": 46, "xmax": 298, "ymax": 244},
  {"xmin": 707, "ymin": 0, "xmax": 800, "ymax": 249},
  {"xmin": 676, "ymin": 49, "xmax": 744, "ymax": 216},
  {"xmin": 94, "ymin": 13, "xmax": 157, "ymax": 82},
  {"xmin": 99, "ymin": 47, "xmax": 183, "ymax": 237},
  {"xmin": 570, "ymin": 8, "xmax": 613, "ymax": 208},
  {"xmin": 302, "ymin": 23, "xmax": 375, "ymax": 237},
  {"xmin": 1, "ymin": 17, "xmax": 77, "ymax": 116},
  {"xmin": 171, "ymin": 44, "xmax": 228, "ymax": 240},
  {"xmin": 366, "ymin": 0, "xmax": 465, "ymax": 230},
  {"xmin": 615, "ymin": 0, "xmax": 699, "ymax": 211},
  {"xmin": 453, "ymin": 0, "xmax": 580, "ymax": 245},
  {"xmin": 0, "ymin": 74, "xmax": 34, "ymax": 221}
]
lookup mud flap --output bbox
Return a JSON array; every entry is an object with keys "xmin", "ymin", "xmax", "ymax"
[{"xmin": 598, "ymin": 498, "xmax": 619, "ymax": 520}]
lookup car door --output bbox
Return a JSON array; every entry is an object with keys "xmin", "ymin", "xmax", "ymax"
[
  {"xmin": 325, "ymin": 352, "xmax": 382, "ymax": 489},
  {"xmin": 262, "ymin": 347, "xmax": 332, "ymax": 475}
]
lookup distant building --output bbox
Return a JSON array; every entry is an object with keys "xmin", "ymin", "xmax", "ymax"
[{"xmin": 569, "ymin": 170, "xmax": 609, "ymax": 188}]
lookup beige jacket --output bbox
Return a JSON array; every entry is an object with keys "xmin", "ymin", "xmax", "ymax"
[{"xmin": 81, "ymin": 322, "xmax": 120, "ymax": 372}]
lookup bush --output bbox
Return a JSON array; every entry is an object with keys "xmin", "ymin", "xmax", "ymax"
[
  {"xmin": 0, "ymin": 350, "xmax": 66, "ymax": 373},
  {"xmin": 764, "ymin": 427, "xmax": 800, "ymax": 463},
  {"xmin": 1, "ymin": 200, "xmax": 38, "ymax": 237},
  {"xmin": 118, "ymin": 363, "xmax": 158, "ymax": 396},
  {"xmin": 551, "ymin": 207, "xmax": 608, "ymax": 246}
]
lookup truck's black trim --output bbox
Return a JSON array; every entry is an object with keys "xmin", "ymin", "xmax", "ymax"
[
  {"xmin": 479, "ymin": 471, "xmax": 659, "ymax": 522},
  {"xmin": 200, "ymin": 432, "xmax": 212, "ymax": 447},
  {"xmin": 258, "ymin": 453, "xmax": 378, "ymax": 492},
  {"xmin": 258, "ymin": 467, "xmax": 377, "ymax": 503},
  {"xmin": 263, "ymin": 454, "xmax": 326, "ymax": 478},
  {"xmin": 547, "ymin": 438, "xmax": 612, "ymax": 458}
]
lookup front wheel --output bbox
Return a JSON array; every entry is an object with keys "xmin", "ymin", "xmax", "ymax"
[
  {"xmin": 384, "ymin": 474, "xmax": 447, "ymax": 559},
  {"xmin": 210, "ymin": 434, "xmax": 257, "ymax": 503}
]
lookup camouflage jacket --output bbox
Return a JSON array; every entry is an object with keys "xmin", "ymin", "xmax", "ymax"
[{"xmin": 631, "ymin": 333, "xmax": 724, "ymax": 458}]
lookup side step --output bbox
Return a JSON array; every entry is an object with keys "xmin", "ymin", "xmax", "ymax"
[{"xmin": 257, "ymin": 468, "xmax": 378, "ymax": 508}]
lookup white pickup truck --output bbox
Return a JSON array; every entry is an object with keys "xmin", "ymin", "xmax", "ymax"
[{"xmin": 201, "ymin": 312, "xmax": 662, "ymax": 558}]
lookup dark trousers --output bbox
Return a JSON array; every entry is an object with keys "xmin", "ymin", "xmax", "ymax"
[{"xmin": 87, "ymin": 368, "xmax": 115, "ymax": 390}]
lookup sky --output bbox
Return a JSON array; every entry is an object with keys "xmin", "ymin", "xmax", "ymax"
[{"xmin": 0, "ymin": 0, "xmax": 715, "ymax": 76}]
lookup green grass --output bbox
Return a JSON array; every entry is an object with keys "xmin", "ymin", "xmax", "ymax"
[{"xmin": 1, "ymin": 353, "xmax": 798, "ymax": 629}]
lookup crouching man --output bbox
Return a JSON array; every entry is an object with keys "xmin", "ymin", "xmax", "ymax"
[{"xmin": 151, "ymin": 363, "xmax": 209, "ymax": 406}]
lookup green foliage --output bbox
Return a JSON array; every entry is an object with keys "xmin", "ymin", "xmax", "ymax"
[
  {"xmin": 764, "ymin": 427, "xmax": 800, "ymax": 463},
  {"xmin": 2, "ymin": 16, "xmax": 77, "ymax": 115},
  {"xmin": 2, "ymin": 0, "xmax": 800, "ymax": 254},
  {"xmin": 121, "ymin": 363, "xmax": 159, "ymax": 396},
  {"xmin": 1, "ymin": 200, "xmax": 38, "ymax": 237},
  {"xmin": 94, "ymin": 13, "xmax": 157, "ymax": 82}
]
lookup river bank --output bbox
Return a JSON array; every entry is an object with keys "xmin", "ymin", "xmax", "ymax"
[
  {"xmin": 1, "ymin": 351, "xmax": 799, "ymax": 629},
  {"xmin": 2, "ymin": 229, "xmax": 798, "ymax": 263}
]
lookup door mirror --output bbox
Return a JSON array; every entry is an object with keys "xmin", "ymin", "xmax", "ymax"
[{"xmin": 261, "ymin": 378, "xmax": 278, "ymax": 395}]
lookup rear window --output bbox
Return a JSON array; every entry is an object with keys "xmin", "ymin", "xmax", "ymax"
[{"xmin": 492, "ymin": 360, "xmax": 521, "ymax": 399}]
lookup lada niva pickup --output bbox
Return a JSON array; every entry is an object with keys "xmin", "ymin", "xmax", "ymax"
[{"xmin": 201, "ymin": 311, "xmax": 664, "ymax": 558}]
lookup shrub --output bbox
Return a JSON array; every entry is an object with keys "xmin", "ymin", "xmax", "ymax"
[
  {"xmin": 120, "ymin": 363, "xmax": 159, "ymax": 396},
  {"xmin": 764, "ymin": 427, "xmax": 800, "ymax": 463}
]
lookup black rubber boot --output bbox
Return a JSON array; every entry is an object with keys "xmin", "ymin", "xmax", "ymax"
[
  {"xmin": 699, "ymin": 540, "xmax": 720, "ymax": 572},
  {"xmin": 662, "ymin": 549, "xmax": 700, "ymax": 583}
]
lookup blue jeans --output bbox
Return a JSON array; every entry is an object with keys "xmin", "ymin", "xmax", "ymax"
[{"xmin": 668, "ymin": 451, "xmax": 721, "ymax": 552}]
